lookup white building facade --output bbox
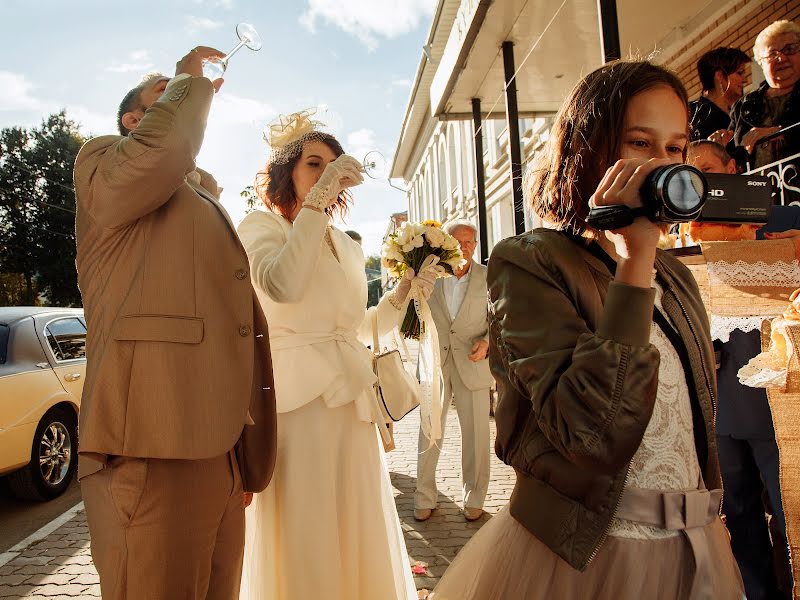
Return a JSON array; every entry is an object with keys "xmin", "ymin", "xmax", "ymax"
[{"xmin": 391, "ymin": 0, "xmax": 775, "ymax": 262}]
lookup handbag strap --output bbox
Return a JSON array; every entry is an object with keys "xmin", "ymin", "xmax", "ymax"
[
  {"xmin": 373, "ymin": 305, "xmax": 413, "ymax": 360},
  {"xmin": 372, "ymin": 308, "xmax": 380, "ymax": 352}
]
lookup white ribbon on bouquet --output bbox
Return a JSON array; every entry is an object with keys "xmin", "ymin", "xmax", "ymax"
[{"xmin": 408, "ymin": 254, "xmax": 445, "ymax": 449}]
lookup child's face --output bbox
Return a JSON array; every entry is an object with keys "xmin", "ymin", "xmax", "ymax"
[{"xmin": 619, "ymin": 85, "xmax": 688, "ymax": 163}]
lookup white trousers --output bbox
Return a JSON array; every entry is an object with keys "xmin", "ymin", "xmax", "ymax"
[{"xmin": 414, "ymin": 357, "xmax": 491, "ymax": 510}]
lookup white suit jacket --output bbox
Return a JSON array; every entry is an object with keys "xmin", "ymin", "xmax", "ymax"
[
  {"xmin": 428, "ymin": 261, "xmax": 494, "ymax": 391},
  {"xmin": 237, "ymin": 209, "xmax": 400, "ymax": 421}
]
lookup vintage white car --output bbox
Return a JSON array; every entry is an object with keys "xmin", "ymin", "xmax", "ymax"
[{"xmin": 0, "ymin": 307, "xmax": 85, "ymax": 500}]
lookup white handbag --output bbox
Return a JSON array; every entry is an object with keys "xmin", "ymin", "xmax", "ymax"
[{"xmin": 372, "ymin": 309, "xmax": 421, "ymax": 422}]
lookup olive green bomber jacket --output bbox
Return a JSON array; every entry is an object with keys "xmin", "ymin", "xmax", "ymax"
[{"xmin": 488, "ymin": 228, "xmax": 720, "ymax": 571}]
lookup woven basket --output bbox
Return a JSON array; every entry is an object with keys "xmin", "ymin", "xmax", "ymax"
[{"xmin": 764, "ymin": 320, "xmax": 800, "ymax": 599}]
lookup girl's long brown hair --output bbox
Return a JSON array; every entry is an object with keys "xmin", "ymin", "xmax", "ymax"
[{"xmin": 527, "ymin": 60, "xmax": 689, "ymax": 235}]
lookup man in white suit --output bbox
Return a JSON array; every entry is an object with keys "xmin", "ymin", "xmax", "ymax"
[{"xmin": 414, "ymin": 220, "xmax": 494, "ymax": 522}]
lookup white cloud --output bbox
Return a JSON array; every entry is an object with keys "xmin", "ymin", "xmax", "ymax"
[
  {"xmin": 0, "ymin": 72, "xmax": 114, "ymax": 136},
  {"xmin": 105, "ymin": 49, "xmax": 154, "ymax": 73},
  {"xmin": 67, "ymin": 105, "xmax": 115, "ymax": 137},
  {"xmin": 209, "ymin": 93, "xmax": 275, "ymax": 127},
  {"xmin": 299, "ymin": 0, "xmax": 436, "ymax": 51},
  {"xmin": 106, "ymin": 63, "xmax": 147, "ymax": 73},
  {"xmin": 186, "ymin": 16, "xmax": 224, "ymax": 33},
  {"xmin": 0, "ymin": 72, "xmax": 51, "ymax": 112},
  {"xmin": 391, "ymin": 78, "xmax": 411, "ymax": 88},
  {"xmin": 130, "ymin": 49, "xmax": 151, "ymax": 62},
  {"xmin": 346, "ymin": 127, "xmax": 377, "ymax": 159},
  {"xmin": 191, "ymin": 0, "xmax": 234, "ymax": 7}
]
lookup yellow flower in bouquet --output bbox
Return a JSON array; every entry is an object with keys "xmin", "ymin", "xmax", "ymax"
[{"xmin": 381, "ymin": 221, "xmax": 465, "ymax": 339}]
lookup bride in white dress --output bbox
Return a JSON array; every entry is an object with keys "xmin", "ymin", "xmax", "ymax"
[{"xmin": 237, "ymin": 111, "xmax": 435, "ymax": 600}]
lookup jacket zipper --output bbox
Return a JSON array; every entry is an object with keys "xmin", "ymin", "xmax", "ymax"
[
  {"xmin": 585, "ymin": 285, "xmax": 721, "ymax": 568},
  {"xmin": 670, "ymin": 291, "xmax": 717, "ymax": 421},
  {"xmin": 583, "ymin": 461, "xmax": 631, "ymax": 569}
]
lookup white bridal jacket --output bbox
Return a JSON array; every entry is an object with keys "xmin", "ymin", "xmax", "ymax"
[{"xmin": 237, "ymin": 208, "xmax": 401, "ymax": 424}]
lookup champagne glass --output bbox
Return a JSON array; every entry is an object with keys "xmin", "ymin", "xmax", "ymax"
[
  {"xmin": 202, "ymin": 22, "xmax": 262, "ymax": 81},
  {"xmin": 362, "ymin": 150, "xmax": 408, "ymax": 192},
  {"xmin": 362, "ymin": 150, "xmax": 387, "ymax": 179}
]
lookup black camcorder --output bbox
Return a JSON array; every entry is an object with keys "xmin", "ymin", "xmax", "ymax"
[
  {"xmin": 586, "ymin": 164, "xmax": 707, "ymax": 230},
  {"xmin": 585, "ymin": 165, "xmax": 773, "ymax": 230}
]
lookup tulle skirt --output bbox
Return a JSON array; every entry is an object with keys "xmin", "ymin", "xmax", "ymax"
[
  {"xmin": 431, "ymin": 505, "xmax": 744, "ymax": 600},
  {"xmin": 240, "ymin": 398, "xmax": 416, "ymax": 600}
]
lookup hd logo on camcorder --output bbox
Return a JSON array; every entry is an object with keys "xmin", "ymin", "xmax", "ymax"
[{"xmin": 709, "ymin": 189, "xmax": 724, "ymax": 197}]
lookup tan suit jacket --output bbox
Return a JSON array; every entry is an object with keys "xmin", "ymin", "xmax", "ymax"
[
  {"xmin": 74, "ymin": 75, "xmax": 277, "ymax": 492},
  {"xmin": 428, "ymin": 261, "xmax": 493, "ymax": 391}
]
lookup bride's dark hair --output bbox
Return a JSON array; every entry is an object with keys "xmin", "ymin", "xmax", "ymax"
[{"xmin": 255, "ymin": 133, "xmax": 352, "ymax": 220}]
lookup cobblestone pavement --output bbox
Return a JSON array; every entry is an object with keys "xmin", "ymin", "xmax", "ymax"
[{"xmin": 0, "ymin": 405, "xmax": 513, "ymax": 598}]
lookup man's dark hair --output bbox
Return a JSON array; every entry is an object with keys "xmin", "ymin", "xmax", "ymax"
[
  {"xmin": 345, "ymin": 230, "xmax": 362, "ymax": 243},
  {"xmin": 696, "ymin": 48, "xmax": 751, "ymax": 92},
  {"xmin": 116, "ymin": 72, "xmax": 167, "ymax": 136}
]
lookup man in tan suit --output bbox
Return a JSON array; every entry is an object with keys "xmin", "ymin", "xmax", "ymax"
[
  {"xmin": 73, "ymin": 47, "xmax": 277, "ymax": 599},
  {"xmin": 414, "ymin": 220, "xmax": 494, "ymax": 522}
]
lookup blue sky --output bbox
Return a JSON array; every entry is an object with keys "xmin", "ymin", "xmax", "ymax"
[{"xmin": 0, "ymin": 0, "xmax": 435, "ymax": 255}]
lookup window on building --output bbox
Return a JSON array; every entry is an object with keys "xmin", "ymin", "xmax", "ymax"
[
  {"xmin": 494, "ymin": 123, "xmax": 508, "ymax": 162},
  {"xmin": 438, "ymin": 141, "xmax": 449, "ymax": 213},
  {"xmin": 464, "ymin": 122, "xmax": 475, "ymax": 194},
  {"xmin": 448, "ymin": 125, "xmax": 460, "ymax": 200}
]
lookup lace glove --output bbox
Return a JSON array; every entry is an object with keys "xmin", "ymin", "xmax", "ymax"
[
  {"xmin": 302, "ymin": 154, "xmax": 364, "ymax": 212},
  {"xmin": 389, "ymin": 259, "xmax": 444, "ymax": 310}
]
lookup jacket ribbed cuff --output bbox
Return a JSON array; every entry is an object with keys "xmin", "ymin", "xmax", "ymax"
[{"xmin": 596, "ymin": 281, "xmax": 655, "ymax": 347}]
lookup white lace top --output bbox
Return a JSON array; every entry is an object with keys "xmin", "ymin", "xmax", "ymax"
[{"xmin": 608, "ymin": 282, "xmax": 701, "ymax": 540}]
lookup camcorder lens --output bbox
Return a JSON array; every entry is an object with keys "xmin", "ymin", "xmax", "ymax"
[
  {"xmin": 666, "ymin": 169, "xmax": 704, "ymax": 212},
  {"xmin": 585, "ymin": 164, "xmax": 708, "ymax": 230},
  {"xmin": 644, "ymin": 164, "xmax": 707, "ymax": 222}
]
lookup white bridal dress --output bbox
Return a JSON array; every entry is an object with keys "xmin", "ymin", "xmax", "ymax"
[{"xmin": 237, "ymin": 208, "xmax": 416, "ymax": 600}]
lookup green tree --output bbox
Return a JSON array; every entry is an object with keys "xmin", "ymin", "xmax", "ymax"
[
  {"xmin": 0, "ymin": 126, "xmax": 40, "ymax": 305},
  {"xmin": 29, "ymin": 113, "xmax": 84, "ymax": 306},
  {"xmin": 241, "ymin": 185, "xmax": 259, "ymax": 215},
  {"xmin": 0, "ymin": 112, "xmax": 85, "ymax": 306}
]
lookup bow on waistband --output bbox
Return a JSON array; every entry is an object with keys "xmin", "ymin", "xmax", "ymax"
[{"xmin": 615, "ymin": 478, "xmax": 723, "ymax": 600}]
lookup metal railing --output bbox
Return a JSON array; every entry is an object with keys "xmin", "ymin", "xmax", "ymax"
[
  {"xmin": 744, "ymin": 151, "xmax": 800, "ymax": 205},
  {"xmin": 743, "ymin": 122, "xmax": 800, "ymax": 205}
]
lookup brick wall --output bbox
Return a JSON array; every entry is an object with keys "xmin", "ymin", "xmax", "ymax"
[{"xmin": 665, "ymin": 0, "xmax": 800, "ymax": 100}]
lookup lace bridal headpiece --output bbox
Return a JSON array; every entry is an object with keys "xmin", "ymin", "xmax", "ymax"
[{"xmin": 263, "ymin": 109, "xmax": 331, "ymax": 165}]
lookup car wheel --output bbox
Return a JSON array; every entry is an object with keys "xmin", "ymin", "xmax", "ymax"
[{"xmin": 8, "ymin": 407, "xmax": 78, "ymax": 501}]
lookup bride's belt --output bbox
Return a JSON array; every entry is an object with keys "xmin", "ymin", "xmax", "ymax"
[{"xmin": 269, "ymin": 331, "xmax": 381, "ymax": 424}]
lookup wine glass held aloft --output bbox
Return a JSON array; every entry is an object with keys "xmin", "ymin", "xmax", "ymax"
[
  {"xmin": 202, "ymin": 22, "xmax": 262, "ymax": 82},
  {"xmin": 362, "ymin": 150, "xmax": 387, "ymax": 179}
]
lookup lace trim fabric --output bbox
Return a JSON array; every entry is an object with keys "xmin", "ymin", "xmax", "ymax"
[
  {"xmin": 388, "ymin": 288, "xmax": 405, "ymax": 310},
  {"xmin": 270, "ymin": 131, "xmax": 331, "ymax": 165},
  {"xmin": 608, "ymin": 287, "xmax": 700, "ymax": 540},
  {"xmin": 302, "ymin": 172, "xmax": 338, "ymax": 211},
  {"xmin": 706, "ymin": 259, "xmax": 800, "ymax": 288},
  {"xmin": 323, "ymin": 227, "xmax": 339, "ymax": 263},
  {"xmin": 710, "ymin": 315, "xmax": 770, "ymax": 342}
]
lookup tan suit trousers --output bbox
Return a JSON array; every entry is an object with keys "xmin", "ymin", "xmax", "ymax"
[
  {"xmin": 81, "ymin": 449, "xmax": 245, "ymax": 600},
  {"xmin": 415, "ymin": 354, "xmax": 491, "ymax": 510}
]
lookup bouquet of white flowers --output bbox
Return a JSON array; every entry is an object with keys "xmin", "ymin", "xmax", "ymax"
[{"xmin": 382, "ymin": 220, "xmax": 465, "ymax": 340}]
